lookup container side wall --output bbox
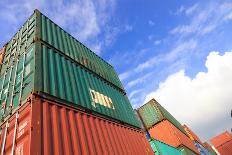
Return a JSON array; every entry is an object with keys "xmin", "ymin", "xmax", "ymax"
[
  {"xmin": 39, "ymin": 13, "xmax": 124, "ymax": 91},
  {"xmin": 37, "ymin": 43, "xmax": 140, "ymax": 127},
  {"xmin": 151, "ymin": 139, "xmax": 182, "ymax": 155},
  {"xmin": 210, "ymin": 131, "xmax": 232, "ymax": 148},
  {"xmin": 148, "ymin": 120, "xmax": 199, "ymax": 154},
  {"xmin": 215, "ymin": 139, "xmax": 232, "ymax": 155}
]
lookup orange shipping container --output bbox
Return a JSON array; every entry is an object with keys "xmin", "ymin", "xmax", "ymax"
[
  {"xmin": 210, "ymin": 131, "xmax": 232, "ymax": 148},
  {"xmin": 183, "ymin": 124, "xmax": 202, "ymax": 144},
  {"xmin": 215, "ymin": 139, "xmax": 232, "ymax": 155},
  {"xmin": 0, "ymin": 95, "xmax": 153, "ymax": 155},
  {"xmin": 0, "ymin": 45, "xmax": 6, "ymax": 65},
  {"xmin": 149, "ymin": 120, "xmax": 199, "ymax": 154}
]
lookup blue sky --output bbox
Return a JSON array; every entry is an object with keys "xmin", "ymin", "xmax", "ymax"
[{"xmin": 0, "ymin": 0, "xmax": 231, "ymax": 141}]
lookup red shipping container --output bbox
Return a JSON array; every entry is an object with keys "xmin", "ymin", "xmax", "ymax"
[
  {"xmin": 183, "ymin": 124, "xmax": 203, "ymax": 144},
  {"xmin": 149, "ymin": 120, "xmax": 199, "ymax": 154},
  {"xmin": 215, "ymin": 139, "xmax": 232, "ymax": 155},
  {"xmin": 0, "ymin": 45, "xmax": 6, "ymax": 66},
  {"xmin": 0, "ymin": 95, "xmax": 153, "ymax": 155},
  {"xmin": 210, "ymin": 131, "xmax": 232, "ymax": 148}
]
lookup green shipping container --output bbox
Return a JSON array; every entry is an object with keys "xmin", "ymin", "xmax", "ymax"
[
  {"xmin": 179, "ymin": 145, "xmax": 198, "ymax": 155},
  {"xmin": 149, "ymin": 139, "xmax": 181, "ymax": 155},
  {"xmin": 1, "ymin": 9, "xmax": 124, "ymax": 92},
  {"xmin": 137, "ymin": 99, "xmax": 187, "ymax": 135},
  {"xmin": 0, "ymin": 11, "xmax": 140, "ymax": 128}
]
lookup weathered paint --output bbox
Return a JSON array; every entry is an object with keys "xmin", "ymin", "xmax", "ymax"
[
  {"xmin": 149, "ymin": 139, "xmax": 181, "ymax": 155},
  {"xmin": 0, "ymin": 9, "xmax": 124, "ymax": 92},
  {"xmin": 210, "ymin": 131, "xmax": 232, "ymax": 148},
  {"xmin": 0, "ymin": 43, "xmax": 140, "ymax": 128},
  {"xmin": 148, "ymin": 120, "xmax": 199, "ymax": 154},
  {"xmin": 0, "ymin": 95, "xmax": 153, "ymax": 155},
  {"xmin": 137, "ymin": 98, "xmax": 187, "ymax": 135}
]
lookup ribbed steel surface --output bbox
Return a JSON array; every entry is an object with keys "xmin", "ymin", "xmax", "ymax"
[
  {"xmin": 210, "ymin": 131, "xmax": 232, "ymax": 148},
  {"xmin": 178, "ymin": 145, "xmax": 198, "ymax": 155},
  {"xmin": 149, "ymin": 139, "xmax": 181, "ymax": 155},
  {"xmin": 0, "ymin": 95, "xmax": 153, "ymax": 155},
  {"xmin": 183, "ymin": 124, "xmax": 202, "ymax": 143},
  {"xmin": 137, "ymin": 99, "xmax": 187, "ymax": 135},
  {"xmin": 0, "ymin": 43, "xmax": 140, "ymax": 127},
  {"xmin": 215, "ymin": 139, "xmax": 232, "ymax": 155},
  {"xmin": 202, "ymin": 142, "xmax": 217, "ymax": 155},
  {"xmin": 0, "ymin": 9, "xmax": 123, "ymax": 91},
  {"xmin": 148, "ymin": 120, "xmax": 199, "ymax": 154},
  {"xmin": 193, "ymin": 141, "xmax": 211, "ymax": 155}
]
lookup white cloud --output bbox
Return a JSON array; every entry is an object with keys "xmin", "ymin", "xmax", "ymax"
[
  {"xmin": 171, "ymin": 2, "xmax": 232, "ymax": 36},
  {"xmin": 0, "ymin": 0, "xmax": 116, "ymax": 54},
  {"xmin": 145, "ymin": 51, "xmax": 232, "ymax": 140},
  {"xmin": 119, "ymin": 71, "xmax": 131, "ymax": 81},
  {"xmin": 154, "ymin": 40, "xmax": 161, "ymax": 45},
  {"xmin": 127, "ymin": 72, "xmax": 153, "ymax": 88},
  {"xmin": 148, "ymin": 20, "xmax": 155, "ymax": 26},
  {"xmin": 135, "ymin": 39, "xmax": 197, "ymax": 72},
  {"xmin": 129, "ymin": 89, "xmax": 143, "ymax": 99},
  {"xmin": 125, "ymin": 24, "xmax": 133, "ymax": 32},
  {"xmin": 224, "ymin": 12, "xmax": 232, "ymax": 21}
]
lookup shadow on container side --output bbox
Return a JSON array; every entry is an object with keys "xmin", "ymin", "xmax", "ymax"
[{"xmin": 0, "ymin": 94, "xmax": 153, "ymax": 155}]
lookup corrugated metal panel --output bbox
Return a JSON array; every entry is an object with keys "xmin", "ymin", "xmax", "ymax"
[
  {"xmin": 0, "ymin": 43, "xmax": 140, "ymax": 127},
  {"xmin": 203, "ymin": 142, "xmax": 217, "ymax": 155},
  {"xmin": 210, "ymin": 131, "xmax": 232, "ymax": 148},
  {"xmin": 178, "ymin": 145, "xmax": 198, "ymax": 155},
  {"xmin": 183, "ymin": 124, "xmax": 204, "ymax": 146},
  {"xmin": 137, "ymin": 99, "xmax": 187, "ymax": 135},
  {"xmin": 1, "ymin": 9, "xmax": 123, "ymax": 91},
  {"xmin": 39, "ymin": 11, "xmax": 124, "ymax": 91},
  {"xmin": 0, "ymin": 45, "xmax": 7, "ymax": 70},
  {"xmin": 148, "ymin": 120, "xmax": 199, "ymax": 154},
  {"xmin": 150, "ymin": 139, "xmax": 181, "ymax": 155},
  {"xmin": 215, "ymin": 139, "xmax": 232, "ymax": 155},
  {"xmin": 0, "ymin": 95, "xmax": 153, "ymax": 155},
  {"xmin": 193, "ymin": 141, "xmax": 211, "ymax": 155}
]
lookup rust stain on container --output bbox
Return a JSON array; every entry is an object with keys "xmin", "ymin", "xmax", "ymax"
[
  {"xmin": 215, "ymin": 139, "xmax": 232, "ymax": 155},
  {"xmin": 0, "ymin": 94, "xmax": 153, "ymax": 155},
  {"xmin": 148, "ymin": 120, "xmax": 199, "ymax": 155},
  {"xmin": 0, "ymin": 45, "xmax": 7, "ymax": 68},
  {"xmin": 210, "ymin": 131, "xmax": 232, "ymax": 148}
]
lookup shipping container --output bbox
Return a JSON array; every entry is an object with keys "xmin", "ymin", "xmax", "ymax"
[
  {"xmin": 0, "ymin": 94, "xmax": 153, "ymax": 155},
  {"xmin": 0, "ymin": 45, "xmax": 7, "ymax": 72},
  {"xmin": 210, "ymin": 131, "xmax": 232, "ymax": 148},
  {"xmin": 149, "ymin": 139, "xmax": 181, "ymax": 155},
  {"xmin": 1, "ymin": 9, "xmax": 124, "ymax": 93},
  {"xmin": 215, "ymin": 139, "xmax": 232, "ymax": 155},
  {"xmin": 148, "ymin": 119, "xmax": 199, "ymax": 154},
  {"xmin": 183, "ymin": 124, "xmax": 202, "ymax": 144},
  {"xmin": 178, "ymin": 145, "xmax": 198, "ymax": 155},
  {"xmin": 0, "ymin": 42, "xmax": 141, "ymax": 128},
  {"xmin": 202, "ymin": 142, "xmax": 217, "ymax": 155},
  {"xmin": 137, "ymin": 99, "xmax": 187, "ymax": 135},
  {"xmin": 193, "ymin": 141, "xmax": 211, "ymax": 155}
]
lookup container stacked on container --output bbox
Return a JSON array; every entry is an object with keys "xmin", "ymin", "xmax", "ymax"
[
  {"xmin": 183, "ymin": 124, "xmax": 212, "ymax": 155},
  {"xmin": 137, "ymin": 98, "xmax": 200, "ymax": 155},
  {"xmin": 202, "ymin": 142, "xmax": 217, "ymax": 155},
  {"xmin": 210, "ymin": 131, "xmax": 232, "ymax": 155},
  {"xmin": 0, "ymin": 9, "xmax": 153, "ymax": 155}
]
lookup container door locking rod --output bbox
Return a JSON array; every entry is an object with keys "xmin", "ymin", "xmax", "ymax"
[
  {"xmin": 11, "ymin": 112, "xmax": 19, "ymax": 155},
  {"xmin": 0, "ymin": 121, "xmax": 9, "ymax": 155}
]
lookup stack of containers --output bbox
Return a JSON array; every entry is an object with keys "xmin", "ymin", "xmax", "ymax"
[
  {"xmin": 210, "ymin": 131, "xmax": 232, "ymax": 155},
  {"xmin": 202, "ymin": 142, "xmax": 217, "ymax": 155},
  {"xmin": 183, "ymin": 124, "xmax": 211, "ymax": 155},
  {"xmin": 149, "ymin": 139, "xmax": 182, "ymax": 155},
  {"xmin": 137, "ymin": 99, "xmax": 200, "ymax": 155},
  {"xmin": 0, "ymin": 10, "xmax": 153, "ymax": 155}
]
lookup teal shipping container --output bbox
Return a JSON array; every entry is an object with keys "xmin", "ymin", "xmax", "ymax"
[
  {"xmin": 178, "ymin": 145, "xmax": 198, "ymax": 155},
  {"xmin": 1, "ymin": 9, "xmax": 124, "ymax": 92},
  {"xmin": 149, "ymin": 139, "xmax": 181, "ymax": 155},
  {"xmin": 0, "ymin": 10, "xmax": 141, "ymax": 128},
  {"xmin": 137, "ymin": 99, "xmax": 187, "ymax": 135}
]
